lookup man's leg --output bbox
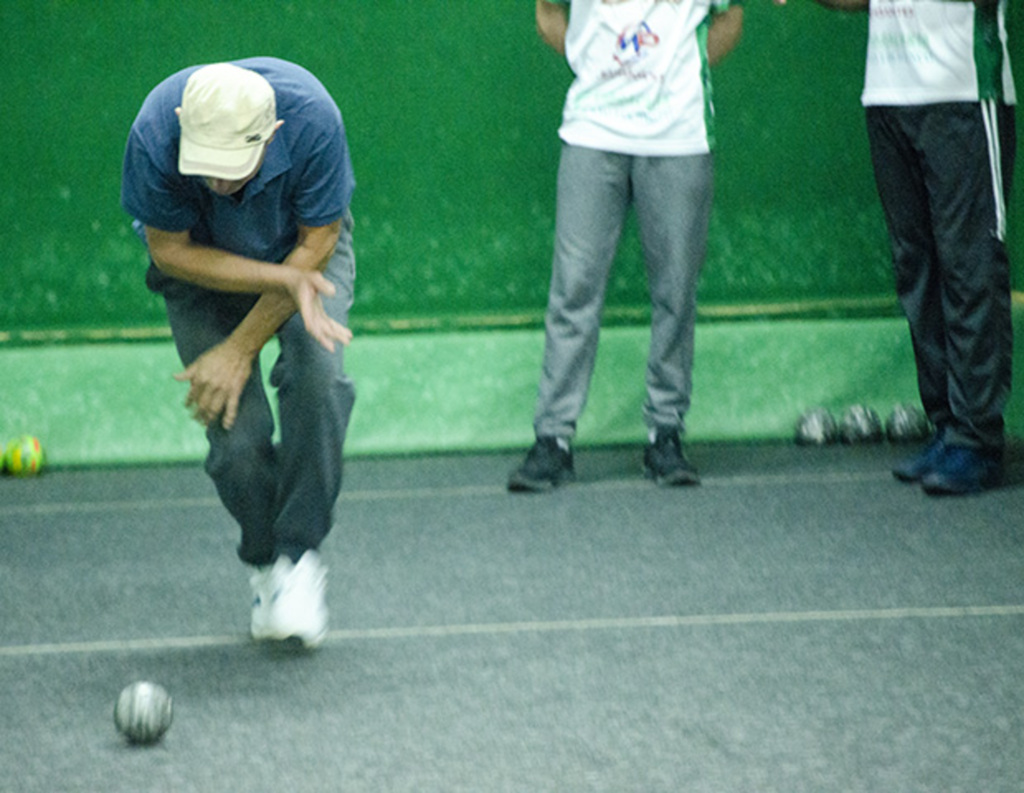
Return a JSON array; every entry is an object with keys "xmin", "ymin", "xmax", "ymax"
[
  {"xmin": 507, "ymin": 142, "xmax": 626, "ymax": 489},
  {"xmin": 533, "ymin": 144, "xmax": 632, "ymax": 440},
  {"xmin": 869, "ymin": 103, "xmax": 1015, "ymax": 493},
  {"xmin": 866, "ymin": 106, "xmax": 951, "ymax": 432},
  {"xmin": 913, "ymin": 102, "xmax": 1014, "ymax": 494},
  {"xmin": 632, "ymin": 153, "xmax": 713, "ymax": 434},
  {"xmin": 921, "ymin": 101, "xmax": 1014, "ymax": 454},
  {"xmin": 249, "ymin": 214, "xmax": 357, "ymax": 648},
  {"xmin": 508, "ymin": 145, "xmax": 631, "ymax": 491},
  {"xmin": 270, "ymin": 213, "xmax": 357, "ymax": 561},
  {"xmin": 162, "ymin": 287, "xmax": 279, "ymax": 566},
  {"xmin": 632, "ymin": 153, "xmax": 712, "ymax": 486}
]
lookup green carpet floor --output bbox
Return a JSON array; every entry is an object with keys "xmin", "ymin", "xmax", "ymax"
[{"xmin": 3, "ymin": 309, "xmax": 1024, "ymax": 467}]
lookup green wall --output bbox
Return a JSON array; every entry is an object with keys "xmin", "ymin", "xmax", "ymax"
[{"xmin": 0, "ymin": 1, "xmax": 1020, "ymax": 339}]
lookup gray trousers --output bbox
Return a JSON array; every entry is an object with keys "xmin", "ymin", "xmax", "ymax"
[
  {"xmin": 159, "ymin": 214, "xmax": 357, "ymax": 566},
  {"xmin": 866, "ymin": 103, "xmax": 1015, "ymax": 452},
  {"xmin": 534, "ymin": 144, "xmax": 713, "ymax": 439}
]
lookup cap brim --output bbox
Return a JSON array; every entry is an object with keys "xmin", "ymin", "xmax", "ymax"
[{"xmin": 178, "ymin": 138, "xmax": 264, "ymax": 181}]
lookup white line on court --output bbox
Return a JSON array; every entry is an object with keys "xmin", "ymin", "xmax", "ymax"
[
  {"xmin": 0, "ymin": 470, "xmax": 886, "ymax": 518},
  {"xmin": 342, "ymin": 471, "xmax": 887, "ymax": 503},
  {"xmin": 2, "ymin": 604, "xmax": 1021, "ymax": 659},
  {"xmin": 1, "ymin": 497, "xmax": 222, "ymax": 517}
]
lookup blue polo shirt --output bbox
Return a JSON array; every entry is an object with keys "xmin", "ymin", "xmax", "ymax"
[{"xmin": 121, "ymin": 57, "xmax": 355, "ymax": 275}]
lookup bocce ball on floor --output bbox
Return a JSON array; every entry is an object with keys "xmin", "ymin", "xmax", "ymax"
[
  {"xmin": 885, "ymin": 403, "xmax": 931, "ymax": 443},
  {"xmin": 114, "ymin": 681, "xmax": 173, "ymax": 745},
  {"xmin": 794, "ymin": 407, "xmax": 839, "ymax": 446},
  {"xmin": 839, "ymin": 405, "xmax": 884, "ymax": 444},
  {"xmin": 3, "ymin": 435, "xmax": 45, "ymax": 476}
]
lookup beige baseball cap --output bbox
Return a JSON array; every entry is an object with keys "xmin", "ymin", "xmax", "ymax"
[{"xmin": 177, "ymin": 63, "xmax": 277, "ymax": 180}]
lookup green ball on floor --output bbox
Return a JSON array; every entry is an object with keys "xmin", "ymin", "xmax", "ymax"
[{"xmin": 4, "ymin": 435, "xmax": 45, "ymax": 476}]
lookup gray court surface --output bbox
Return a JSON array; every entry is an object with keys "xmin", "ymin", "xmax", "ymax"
[{"xmin": 2, "ymin": 442, "xmax": 1022, "ymax": 792}]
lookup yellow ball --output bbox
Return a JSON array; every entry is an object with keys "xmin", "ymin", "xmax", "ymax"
[{"xmin": 4, "ymin": 435, "xmax": 45, "ymax": 477}]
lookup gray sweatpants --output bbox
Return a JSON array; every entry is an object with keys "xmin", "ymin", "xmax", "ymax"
[
  {"xmin": 534, "ymin": 144, "xmax": 713, "ymax": 440},
  {"xmin": 160, "ymin": 214, "xmax": 357, "ymax": 566}
]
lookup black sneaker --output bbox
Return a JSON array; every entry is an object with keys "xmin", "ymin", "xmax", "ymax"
[
  {"xmin": 508, "ymin": 437, "xmax": 575, "ymax": 492},
  {"xmin": 643, "ymin": 429, "xmax": 700, "ymax": 486},
  {"xmin": 920, "ymin": 445, "xmax": 1003, "ymax": 495}
]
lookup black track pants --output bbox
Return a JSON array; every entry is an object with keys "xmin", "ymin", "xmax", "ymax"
[{"xmin": 866, "ymin": 102, "xmax": 1016, "ymax": 452}]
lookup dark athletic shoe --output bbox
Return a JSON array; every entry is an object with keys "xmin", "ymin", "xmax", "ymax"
[
  {"xmin": 643, "ymin": 429, "xmax": 700, "ymax": 487},
  {"xmin": 892, "ymin": 433, "xmax": 946, "ymax": 483},
  {"xmin": 508, "ymin": 437, "xmax": 575, "ymax": 492},
  {"xmin": 920, "ymin": 445, "xmax": 1003, "ymax": 496}
]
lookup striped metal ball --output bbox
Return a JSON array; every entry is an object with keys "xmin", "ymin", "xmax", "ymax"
[
  {"xmin": 839, "ymin": 405, "xmax": 883, "ymax": 444},
  {"xmin": 794, "ymin": 407, "xmax": 839, "ymax": 445},
  {"xmin": 114, "ymin": 681, "xmax": 173, "ymax": 745},
  {"xmin": 885, "ymin": 403, "xmax": 931, "ymax": 443}
]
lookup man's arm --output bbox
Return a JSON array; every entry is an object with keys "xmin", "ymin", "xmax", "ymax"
[
  {"xmin": 220, "ymin": 220, "xmax": 348, "ymax": 358},
  {"xmin": 708, "ymin": 5, "xmax": 745, "ymax": 66},
  {"xmin": 146, "ymin": 226, "xmax": 322, "ymax": 302},
  {"xmin": 145, "ymin": 221, "xmax": 348, "ymax": 353},
  {"xmin": 536, "ymin": 0, "xmax": 569, "ymax": 56},
  {"xmin": 151, "ymin": 221, "xmax": 352, "ymax": 429}
]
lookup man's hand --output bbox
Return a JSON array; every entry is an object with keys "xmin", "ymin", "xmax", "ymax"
[
  {"xmin": 284, "ymin": 267, "xmax": 354, "ymax": 353},
  {"xmin": 174, "ymin": 340, "xmax": 256, "ymax": 430}
]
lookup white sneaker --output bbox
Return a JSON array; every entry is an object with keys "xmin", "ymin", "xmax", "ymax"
[
  {"xmin": 249, "ymin": 551, "xmax": 328, "ymax": 648},
  {"xmin": 249, "ymin": 565, "xmax": 275, "ymax": 641}
]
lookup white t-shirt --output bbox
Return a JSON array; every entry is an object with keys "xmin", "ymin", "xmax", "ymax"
[
  {"xmin": 862, "ymin": 0, "xmax": 1016, "ymax": 106},
  {"xmin": 553, "ymin": 0, "xmax": 735, "ymax": 156}
]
